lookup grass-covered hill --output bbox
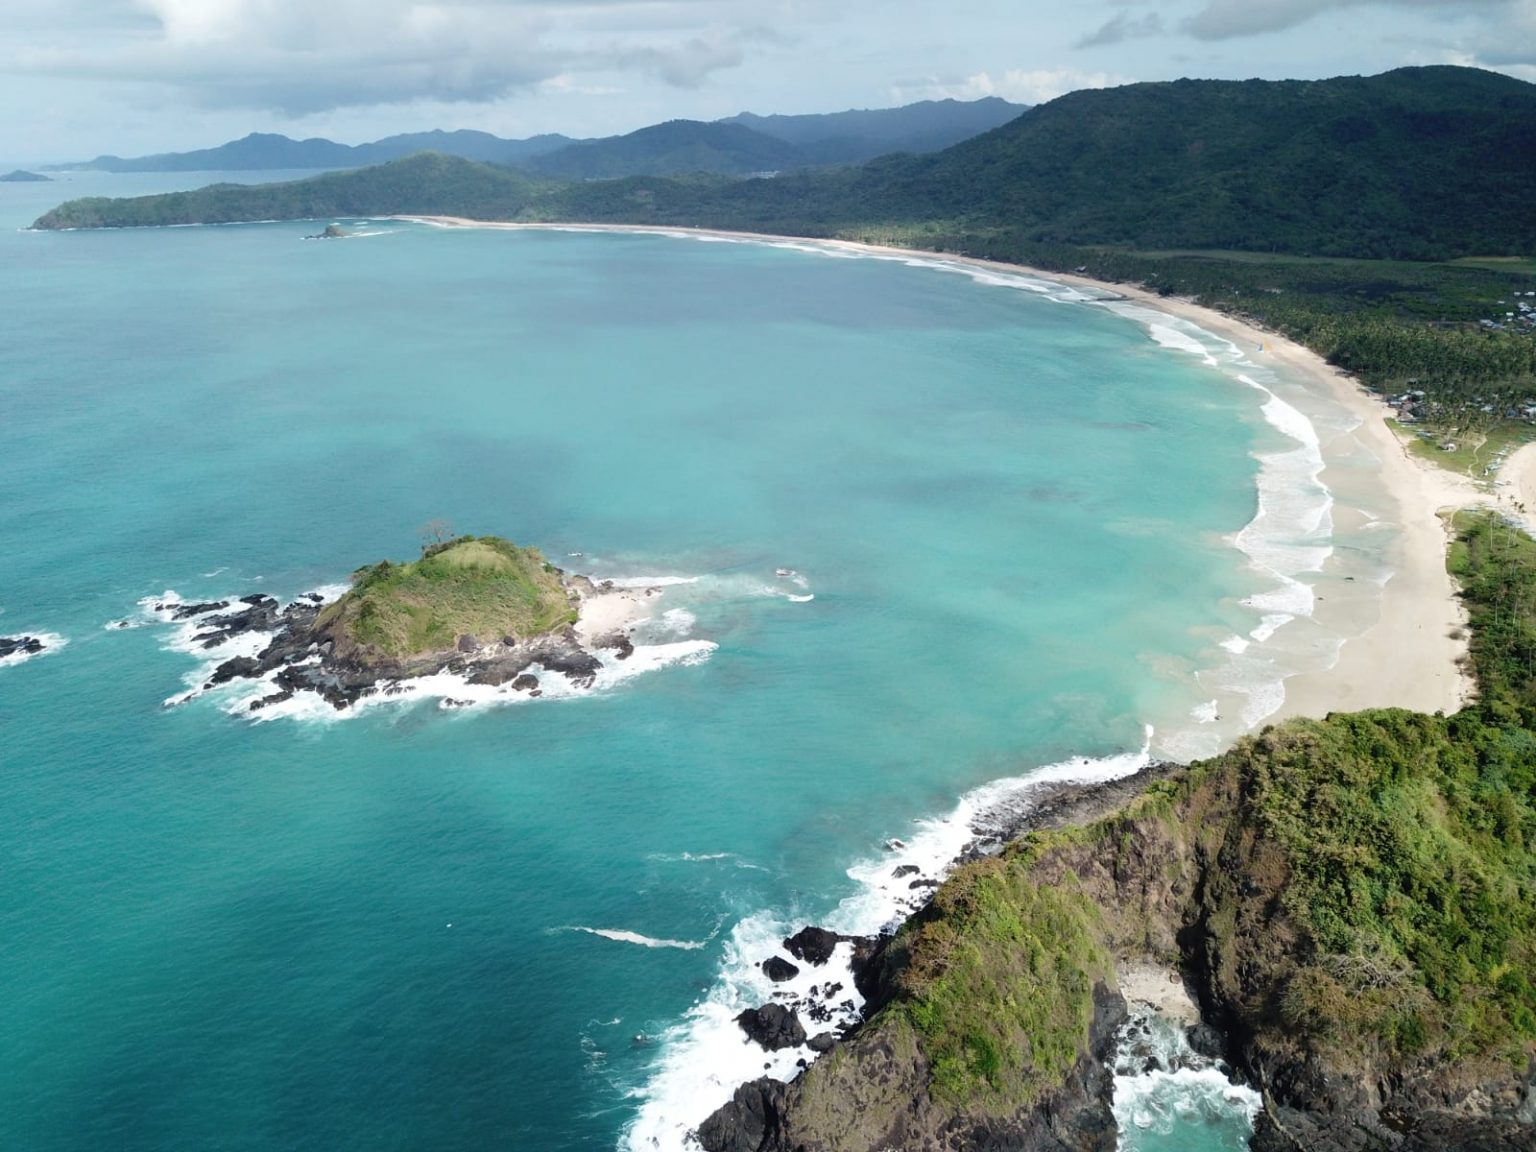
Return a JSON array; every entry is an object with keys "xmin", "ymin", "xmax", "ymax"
[{"xmin": 316, "ymin": 535, "xmax": 575, "ymax": 661}]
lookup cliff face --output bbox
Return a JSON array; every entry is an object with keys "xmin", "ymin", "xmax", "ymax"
[{"xmin": 701, "ymin": 709, "xmax": 1536, "ymax": 1152}]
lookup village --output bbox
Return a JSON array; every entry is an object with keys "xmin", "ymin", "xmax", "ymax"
[{"xmin": 1480, "ymin": 289, "xmax": 1536, "ymax": 332}]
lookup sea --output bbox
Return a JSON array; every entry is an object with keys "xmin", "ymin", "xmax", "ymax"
[{"xmin": 0, "ymin": 170, "xmax": 1390, "ymax": 1151}]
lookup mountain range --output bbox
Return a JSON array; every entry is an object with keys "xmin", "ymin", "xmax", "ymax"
[
  {"xmin": 38, "ymin": 67, "xmax": 1535, "ymax": 264},
  {"xmin": 47, "ymin": 97, "xmax": 1027, "ymax": 179}
]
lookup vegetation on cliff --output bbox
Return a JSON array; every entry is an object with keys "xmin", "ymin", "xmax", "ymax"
[
  {"xmin": 897, "ymin": 863, "xmax": 1110, "ymax": 1103},
  {"xmin": 316, "ymin": 535, "xmax": 575, "ymax": 661}
]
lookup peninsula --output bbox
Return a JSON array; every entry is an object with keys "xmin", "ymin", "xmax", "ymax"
[
  {"xmin": 169, "ymin": 535, "xmax": 647, "ymax": 711},
  {"xmin": 1, "ymin": 170, "xmax": 50, "ymax": 182}
]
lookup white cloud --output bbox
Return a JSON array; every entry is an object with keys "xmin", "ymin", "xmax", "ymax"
[
  {"xmin": 1182, "ymin": 0, "xmax": 1514, "ymax": 40},
  {"xmin": 1076, "ymin": 11, "xmax": 1164, "ymax": 48},
  {"xmin": 896, "ymin": 68, "xmax": 1133, "ymax": 106},
  {"xmin": 4, "ymin": 0, "xmax": 782, "ymax": 114}
]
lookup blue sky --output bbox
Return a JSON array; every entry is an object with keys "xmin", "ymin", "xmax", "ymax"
[{"xmin": 2, "ymin": 0, "xmax": 1533, "ymax": 161}]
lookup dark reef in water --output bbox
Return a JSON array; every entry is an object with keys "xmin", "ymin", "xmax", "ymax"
[{"xmin": 1, "ymin": 634, "xmax": 49, "ymax": 659}]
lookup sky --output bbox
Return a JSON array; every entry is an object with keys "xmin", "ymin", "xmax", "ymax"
[{"xmin": 1, "ymin": 0, "xmax": 1534, "ymax": 162}]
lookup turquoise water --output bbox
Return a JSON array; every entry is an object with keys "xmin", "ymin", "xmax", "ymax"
[{"xmin": 0, "ymin": 176, "xmax": 1274, "ymax": 1149}]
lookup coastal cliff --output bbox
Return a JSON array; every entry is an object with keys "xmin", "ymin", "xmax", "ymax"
[{"xmin": 701, "ymin": 511, "xmax": 1536, "ymax": 1151}]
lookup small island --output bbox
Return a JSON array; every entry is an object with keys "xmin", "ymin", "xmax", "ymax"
[
  {"xmin": 1, "ymin": 170, "xmax": 51, "ymax": 183},
  {"xmin": 304, "ymin": 223, "xmax": 351, "ymax": 240},
  {"xmin": 170, "ymin": 535, "xmax": 649, "ymax": 711}
]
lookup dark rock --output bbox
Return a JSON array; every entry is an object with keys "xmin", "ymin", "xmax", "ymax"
[
  {"xmin": 735, "ymin": 1004, "xmax": 806, "ymax": 1051},
  {"xmin": 171, "ymin": 600, "xmax": 229, "ymax": 620},
  {"xmin": 512, "ymin": 674, "xmax": 539, "ymax": 691},
  {"xmin": 249, "ymin": 689, "xmax": 294, "ymax": 711},
  {"xmin": 761, "ymin": 957, "xmax": 800, "ymax": 983},
  {"xmin": 207, "ymin": 655, "xmax": 261, "ymax": 687},
  {"xmin": 696, "ymin": 1077, "xmax": 790, "ymax": 1152},
  {"xmin": 807, "ymin": 1032, "xmax": 835, "ymax": 1053},
  {"xmin": 892, "ymin": 864, "xmax": 920, "ymax": 878},
  {"xmin": 0, "ymin": 635, "xmax": 46, "ymax": 658},
  {"xmin": 467, "ymin": 662, "xmax": 523, "ymax": 687},
  {"xmin": 782, "ymin": 926, "xmax": 845, "ymax": 966},
  {"xmin": 1185, "ymin": 1022, "xmax": 1226, "ymax": 1062},
  {"xmin": 908, "ymin": 878, "xmax": 939, "ymax": 890},
  {"xmin": 456, "ymin": 634, "xmax": 479, "ymax": 653},
  {"xmin": 538, "ymin": 643, "xmax": 603, "ymax": 689}
]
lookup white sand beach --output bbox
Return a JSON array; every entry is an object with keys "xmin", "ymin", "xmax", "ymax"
[
  {"xmin": 400, "ymin": 216, "xmax": 1494, "ymax": 730},
  {"xmin": 1496, "ymin": 440, "xmax": 1536, "ymax": 534},
  {"xmin": 573, "ymin": 583, "xmax": 657, "ymax": 645}
]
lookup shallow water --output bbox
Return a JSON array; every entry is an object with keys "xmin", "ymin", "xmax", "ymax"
[{"xmin": 0, "ymin": 173, "xmax": 1372, "ymax": 1149}]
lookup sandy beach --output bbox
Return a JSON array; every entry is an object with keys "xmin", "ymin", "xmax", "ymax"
[
  {"xmin": 400, "ymin": 216, "xmax": 1493, "ymax": 731},
  {"xmin": 1079, "ymin": 276, "xmax": 1482, "ymax": 723},
  {"xmin": 572, "ymin": 582, "xmax": 659, "ymax": 645},
  {"xmin": 1496, "ymin": 441, "xmax": 1536, "ymax": 534}
]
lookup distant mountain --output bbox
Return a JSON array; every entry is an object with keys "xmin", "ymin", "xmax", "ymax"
[
  {"xmin": 49, "ymin": 130, "xmax": 577, "ymax": 173},
  {"xmin": 37, "ymin": 67, "xmax": 1535, "ymax": 262},
  {"xmin": 524, "ymin": 120, "xmax": 807, "ymax": 180},
  {"xmin": 1, "ymin": 169, "xmax": 52, "ymax": 182},
  {"xmin": 547, "ymin": 65, "xmax": 1536, "ymax": 260},
  {"xmin": 47, "ymin": 98, "xmax": 1020, "ymax": 177},
  {"xmin": 720, "ymin": 96, "xmax": 1027, "ymax": 156},
  {"xmin": 355, "ymin": 130, "xmax": 574, "ymax": 167}
]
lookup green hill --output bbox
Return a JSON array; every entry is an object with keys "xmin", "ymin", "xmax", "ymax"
[
  {"xmin": 31, "ymin": 152, "xmax": 543, "ymax": 229},
  {"xmin": 318, "ymin": 535, "xmax": 575, "ymax": 661}
]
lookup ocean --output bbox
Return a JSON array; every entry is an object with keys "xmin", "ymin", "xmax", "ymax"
[{"xmin": 0, "ymin": 172, "xmax": 1374, "ymax": 1150}]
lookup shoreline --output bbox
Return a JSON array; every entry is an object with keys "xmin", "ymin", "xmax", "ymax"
[{"xmin": 397, "ymin": 215, "xmax": 1482, "ymax": 731}]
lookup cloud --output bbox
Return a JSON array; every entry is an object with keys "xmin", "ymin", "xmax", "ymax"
[
  {"xmin": 1076, "ymin": 11, "xmax": 1164, "ymax": 48},
  {"xmin": 3, "ymin": 0, "xmax": 778, "ymax": 115},
  {"xmin": 1182, "ymin": 0, "xmax": 1513, "ymax": 40},
  {"xmin": 895, "ymin": 68, "xmax": 1133, "ymax": 106},
  {"xmin": 1455, "ymin": 0, "xmax": 1536, "ymax": 67}
]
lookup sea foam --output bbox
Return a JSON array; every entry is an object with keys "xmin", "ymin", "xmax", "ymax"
[
  {"xmin": 0, "ymin": 631, "xmax": 67, "ymax": 668},
  {"xmin": 1112, "ymin": 1009, "xmax": 1260, "ymax": 1146}
]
